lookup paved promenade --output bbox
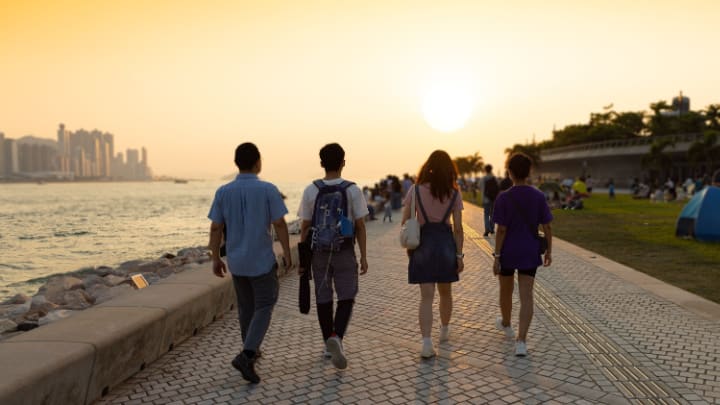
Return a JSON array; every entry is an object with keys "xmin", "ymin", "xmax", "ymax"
[{"xmin": 97, "ymin": 204, "xmax": 720, "ymax": 405}]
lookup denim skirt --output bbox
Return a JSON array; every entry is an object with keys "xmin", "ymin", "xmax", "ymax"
[{"xmin": 408, "ymin": 222, "xmax": 459, "ymax": 284}]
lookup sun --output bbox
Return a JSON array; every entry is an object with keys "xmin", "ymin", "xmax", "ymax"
[{"xmin": 421, "ymin": 78, "xmax": 475, "ymax": 132}]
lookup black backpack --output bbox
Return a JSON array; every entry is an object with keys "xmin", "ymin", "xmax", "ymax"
[
  {"xmin": 484, "ymin": 176, "xmax": 499, "ymax": 201},
  {"xmin": 310, "ymin": 180, "xmax": 355, "ymax": 251}
]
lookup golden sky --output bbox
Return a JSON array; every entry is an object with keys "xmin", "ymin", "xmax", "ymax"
[{"xmin": 2, "ymin": 0, "xmax": 719, "ymax": 181}]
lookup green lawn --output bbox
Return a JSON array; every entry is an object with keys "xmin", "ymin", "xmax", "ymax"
[{"xmin": 463, "ymin": 192, "xmax": 720, "ymax": 303}]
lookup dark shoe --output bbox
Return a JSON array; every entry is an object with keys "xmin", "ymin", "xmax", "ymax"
[
  {"xmin": 483, "ymin": 232, "xmax": 489, "ymax": 237},
  {"xmin": 232, "ymin": 353, "xmax": 260, "ymax": 384}
]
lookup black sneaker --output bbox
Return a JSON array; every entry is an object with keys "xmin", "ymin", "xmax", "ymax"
[{"xmin": 232, "ymin": 353, "xmax": 260, "ymax": 384}]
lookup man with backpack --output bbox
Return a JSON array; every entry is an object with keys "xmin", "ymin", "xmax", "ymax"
[
  {"xmin": 481, "ymin": 164, "xmax": 499, "ymax": 237},
  {"xmin": 297, "ymin": 143, "xmax": 369, "ymax": 369},
  {"xmin": 208, "ymin": 142, "xmax": 292, "ymax": 384}
]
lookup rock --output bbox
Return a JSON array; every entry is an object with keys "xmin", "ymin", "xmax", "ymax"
[
  {"xmin": 138, "ymin": 258, "xmax": 171, "ymax": 273},
  {"xmin": 141, "ymin": 272, "xmax": 160, "ymax": 285},
  {"xmin": 0, "ymin": 302, "xmax": 31, "ymax": 319},
  {"xmin": 82, "ymin": 274, "xmax": 112, "ymax": 289},
  {"xmin": 94, "ymin": 266, "xmax": 115, "ymax": 276},
  {"xmin": 162, "ymin": 253, "xmax": 176, "ymax": 259},
  {"xmin": 117, "ymin": 259, "xmax": 146, "ymax": 272},
  {"xmin": 0, "ymin": 319, "xmax": 17, "ymax": 333},
  {"xmin": 86, "ymin": 284, "xmax": 110, "ymax": 302},
  {"xmin": 40, "ymin": 276, "xmax": 84, "ymax": 304},
  {"xmin": 157, "ymin": 267, "xmax": 176, "ymax": 278},
  {"xmin": 26, "ymin": 296, "xmax": 58, "ymax": 319},
  {"xmin": 103, "ymin": 274, "xmax": 127, "ymax": 286},
  {"xmin": 2, "ymin": 293, "xmax": 29, "ymax": 305},
  {"xmin": 60, "ymin": 290, "xmax": 94, "ymax": 310},
  {"xmin": 177, "ymin": 247, "xmax": 206, "ymax": 258},
  {"xmin": 39, "ymin": 310, "xmax": 76, "ymax": 326},
  {"xmin": 93, "ymin": 284, "xmax": 133, "ymax": 305},
  {"xmin": 16, "ymin": 321, "xmax": 39, "ymax": 331}
]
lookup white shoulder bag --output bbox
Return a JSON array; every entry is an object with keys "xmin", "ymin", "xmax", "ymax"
[{"xmin": 400, "ymin": 186, "xmax": 421, "ymax": 249}]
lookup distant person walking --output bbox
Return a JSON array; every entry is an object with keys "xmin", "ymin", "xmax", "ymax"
[
  {"xmin": 298, "ymin": 143, "xmax": 369, "ymax": 370},
  {"xmin": 607, "ymin": 178, "xmax": 615, "ymax": 199},
  {"xmin": 481, "ymin": 164, "xmax": 499, "ymax": 236},
  {"xmin": 207, "ymin": 142, "xmax": 292, "ymax": 384},
  {"xmin": 492, "ymin": 152, "xmax": 553, "ymax": 357},
  {"xmin": 401, "ymin": 150, "xmax": 464, "ymax": 358}
]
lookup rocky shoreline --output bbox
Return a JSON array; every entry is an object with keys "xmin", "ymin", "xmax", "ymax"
[{"xmin": 0, "ymin": 246, "xmax": 211, "ymax": 340}]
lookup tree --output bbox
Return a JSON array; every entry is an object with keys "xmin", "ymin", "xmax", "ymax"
[
  {"xmin": 453, "ymin": 156, "xmax": 471, "ymax": 178},
  {"xmin": 453, "ymin": 153, "xmax": 484, "ymax": 179},
  {"xmin": 704, "ymin": 104, "xmax": 720, "ymax": 130},
  {"xmin": 641, "ymin": 138, "xmax": 674, "ymax": 181},
  {"xmin": 688, "ymin": 130, "xmax": 720, "ymax": 172},
  {"xmin": 504, "ymin": 143, "xmax": 541, "ymax": 167}
]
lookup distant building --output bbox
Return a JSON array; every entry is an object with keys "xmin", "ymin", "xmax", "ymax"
[
  {"xmin": 0, "ymin": 132, "xmax": 5, "ymax": 177},
  {"xmin": 2, "ymin": 137, "xmax": 19, "ymax": 176}
]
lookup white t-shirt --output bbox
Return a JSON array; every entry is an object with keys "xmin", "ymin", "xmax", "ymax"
[{"xmin": 297, "ymin": 178, "xmax": 370, "ymax": 221}]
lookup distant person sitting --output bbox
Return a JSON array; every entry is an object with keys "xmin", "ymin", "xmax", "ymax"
[
  {"xmin": 572, "ymin": 176, "xmax": 589, "ymax": 197},
  {"xmin": 713, "ymin": 169, "xmax": 720, "ymax": 187},
  {"xmin": 633, "ymin": 182, "xmax": 650, "ymax": 199}
]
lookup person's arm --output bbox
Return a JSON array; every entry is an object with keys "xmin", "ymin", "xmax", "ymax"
[
  {"xmin": 272, "ymin": 217, "xmax": 292, "ymax": 270},
  {"xmin": 493, "ymin": 225, "xmax": 507, "ymax": 276},
  {"xmin": 355, "ymin": 218, "xmax": 368, "ymax": 275},
  {"xmin": 541, "ymin": 222, "xmax": 553, "ymax": 267},
  {"xmin": 452, "ymin": 209, "xmax": 464, "ymax": 273},
  {"xmin": 401, "ymin": 199, "xmax": 411, "ymax": 225},
  {"xmin": 208, "ymin": 221, "xmax": 227, "ymax": 278}
]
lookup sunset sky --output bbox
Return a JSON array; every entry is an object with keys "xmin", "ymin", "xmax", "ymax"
[{"xmin": 2, "ymin": 0, "xmax": 719, "ymax": 182}]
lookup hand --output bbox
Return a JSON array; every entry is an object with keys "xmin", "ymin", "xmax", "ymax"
[
  {"xmin": 543, "ymin": 252, "xmax": 552, "ymax": 267},
  {"xmin": 283, "ymin": 251, "xmax": 293, "ymax": 270},
  {"xmin": 456, "ymin": 257, "xmax": 464, "ymax": 273},
  {"xmin": 492, "ymin": 258, "xmax": 501, "ymax": 276},
  {"xmin": 212, "ymin": 258, "xmax": 227, "ymax": 278},
  {"xmin": 359, "ymin": 256, "xmax": 368, "ymax": 275}
]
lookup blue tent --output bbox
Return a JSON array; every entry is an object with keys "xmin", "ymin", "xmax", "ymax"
[{"xmin": 676, "ymin": 186, "xmax": 720, "ymax": 242}]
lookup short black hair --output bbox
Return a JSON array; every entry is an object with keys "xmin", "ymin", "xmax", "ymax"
[
  {"xmin": 506, "ymin": 152, "xmax": 532, "ymax": 180},
  {"xmin": 320, "ymin": 143, "xmax": 345, "ymax": 171},
  {"xmin": 484, "ymin": 164, "xmax": 493, "ymax": 173},
  {"xmin": 234, "ymin": 143, "xmax": 260, "ymax": 171}
]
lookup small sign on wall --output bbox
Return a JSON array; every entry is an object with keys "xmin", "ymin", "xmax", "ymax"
[{"xmin": 131, "ymin": 274, "xmax": 149, "ymax": 289}]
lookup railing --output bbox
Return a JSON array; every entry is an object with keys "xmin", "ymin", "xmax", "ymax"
[{"xmin": 541, "ymin": 133, "xmax": 705, "ymax": 156}]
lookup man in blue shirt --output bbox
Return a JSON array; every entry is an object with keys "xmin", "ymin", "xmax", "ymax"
[{"xmin": 208, "ymin": 142, "xmax": 292, "ymax": 384}]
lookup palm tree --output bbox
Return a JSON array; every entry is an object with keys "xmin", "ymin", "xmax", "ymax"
[
  {"xmin": 466, "ymin": 152, "xmax": 484, "ymax": 179},
  {"xmin": 641, "ymin": 138, "xmax": 674, "ymax": 181},
  {"xmin": 704, "ymin": 104, "xmax": 720, "ymax": 130},
  {"xmin": 504, "ymin": 143, "xmax": 541, "ymax": 168},
  {"xmin": 688, "ymin": 130, "xmax": 720, "ymax": 172}
]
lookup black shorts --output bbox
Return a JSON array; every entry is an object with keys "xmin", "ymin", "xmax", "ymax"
[{"xmin": 500, "ymin": 267, "xmax": 537, "ymax": 277}]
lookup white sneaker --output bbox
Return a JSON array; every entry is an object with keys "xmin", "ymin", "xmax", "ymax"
[
  {"xmin": 515, "ymin": 341, "xmax": 528, "ymax": 357},
  {"xmin": 495, "ymin": 316, "xmax": 515, "ymax": 339},
  {"xmin": 322, "ymin": 348, "xmax": 332, "ymax": 358},
  {"xmin": 421, "ymin": 339, "xmax": 436, "ymax": 358},
  {"xmin": 439, "ymin": 325, "xmax": 450, "ymax": 343},
  {"xmin": 326, "ymin": 336, "xmax": 347, "ymax": 369}
]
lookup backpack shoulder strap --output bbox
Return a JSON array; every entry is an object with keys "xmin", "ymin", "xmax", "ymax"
[
  {"xmin": 441, "ymin": 190, "xmax": 458, "ymax": 223},
  {"xmin": 312, "ymin": 179, "xmax": 325, "ymax": 190}
]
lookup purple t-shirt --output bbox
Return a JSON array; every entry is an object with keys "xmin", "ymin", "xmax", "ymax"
[{"xmin": 492, "ymin": 185, "xmax": 553, "ymax": 269}]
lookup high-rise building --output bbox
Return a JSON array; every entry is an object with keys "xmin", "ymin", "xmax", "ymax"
[
  {"xmin": 0, "ymin": 132, "xmax": 5, "ymax": 177},
  {"xmin": 57, "ymin": 124, "xmax": 72, "ymax": 175},
  {"xmin": 3, "ymin": 138, "xmax": 19, "ymax": 175}
]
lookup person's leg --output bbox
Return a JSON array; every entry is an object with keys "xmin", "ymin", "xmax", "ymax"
[
  {"xmin": 483, "ymin": 202, "xmax": 493, "ymax": 235},
  {"xmin": 498, "ymin": 274, "xmax": 514, "ymax": 326},
  {"xmin": 419, "ymin": 283, "xmax": 435, "ymax": 338},
  {"xmin": 332, "ymin": 249, "xmax": 359, "ymax": 338},
  {"xmin": 312, "ymin": 251, "xmax": 335, "ymax": 342},
  {"xmin": 232, "ymin": 275, "xmax": 254, "ymax": 344},
  {"xmin": 436, "ymin": 283, "xmax": 452, "ymax": 327},
  {"xmin": 516, "ymin": 273, "xmax": 535, "ymax": 342},
  {"xmin": 242, "ymin": 267, "xmax": 279, "ymax": 355}
]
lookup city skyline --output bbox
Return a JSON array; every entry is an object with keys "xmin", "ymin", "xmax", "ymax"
[
  {"xmin": 0, "ymin": 124, "xmax": 151, "ymax": 181},
  {"xmin": 2, "ymin": 1, "xmax": 720, "ymax": 181}
]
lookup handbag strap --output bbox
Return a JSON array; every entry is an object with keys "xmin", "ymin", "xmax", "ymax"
[
  {"xmin": 507, "ymin": 188, "xmax": 539, "ymax": 238},
  {"xmin": 410, "ymin": 185, "xmax": 417, "ymax": 220}
]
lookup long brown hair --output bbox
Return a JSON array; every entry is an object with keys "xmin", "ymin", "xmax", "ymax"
[{"xmin": 416, "ymin": 150, "xmax": 459, "ymax": 202}]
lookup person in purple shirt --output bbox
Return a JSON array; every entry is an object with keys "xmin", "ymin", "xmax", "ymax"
[
  {"xmin": 492, "ymin": 152, "xmax": 553, "ymax": 357},
  {"xmin": 208, "ymin": 142, "xmax": 292, "ymax": 384}
]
